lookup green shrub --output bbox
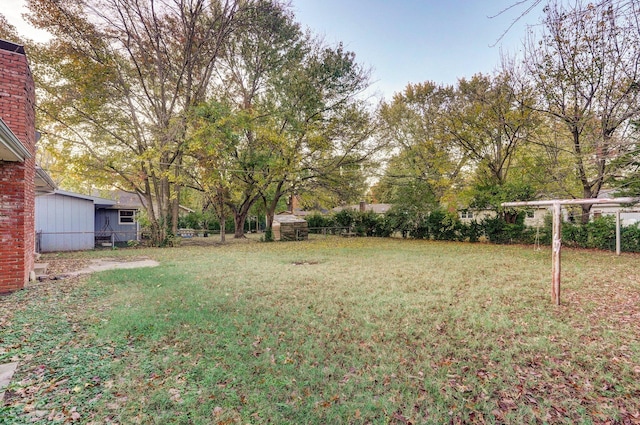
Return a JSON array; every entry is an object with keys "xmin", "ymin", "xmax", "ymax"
[
  {"xmin": 179, "ymin": 211, "xmax": 203, "ymax": 230},
  {"xmin": 263, "ymin": 227, "xmax": 274, "ymax": 242},
  {"xmin": 385, "ymin": 209, "xmax": 414, "ymax": 238},
  {"xmin": 356, "ymin": 211, "xmax": 378, "ymax": 236},
  {"xmin": 334, "ymin": 209, "xmax": 356, "ymax": 228},
  {"xmin": 586, "ymin": 216, "xmax": 616, "ymax": 250},
  {"xmin": 481, "ymin": 216, "xmax": 507, "ymax": 244},
  {"xmin": 459, "ymin": 220, "xmax": 483, "ymax": 242},
  {"xmin": 481, "ymin": 213, "xmax": 525, "ymax": 244},
  {"xmin": 305, "ymin": 213, "xmax": 336, "ymax": 233},
  {"xmin": 621, "ymin": 224, "xmax": 640, "ymax": 252},
  {"xmin": 562, "ymin": 221, "xmax": 588, "ymax": 248},
  {"xmin": 410, "ymin": 215, "xmax": 430, "ymax": 239}
]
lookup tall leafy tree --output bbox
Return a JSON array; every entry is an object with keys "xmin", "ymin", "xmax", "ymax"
[
  {"xmin": 27, "ymin": 0, "xmax": 251, "ymax": 245},
  {"xmin": 0, "ymin": 14, "xmax": 21, "ymax": 42},
  {"xmin": 443, "ymin": 72, "xmax": 539, "ymax": 221},
  {"xmin": 188, "ymin": 5, "xmax": 377, "ymax": 238},
  {"xmin": 378, "ymin": 82, "xmax": 466, "ymax": 206},
  {"xmin": 610, "ymin": 122, "xmax": 640, "ymax": 197},
  {"xmin": 379, "ymin": 75, "xmax": 539, "ymax": 222},
  {"xmin": 523, "ymin": 0, "xmax": 640, "ymax": 221}
]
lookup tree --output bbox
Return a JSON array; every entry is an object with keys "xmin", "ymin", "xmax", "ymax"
[
  {"xmin": 186, "ymin": 101, "xmax": 239, "ymax": 242},
  {"xmin": 27, "ymin": 0, "xmax": 250, "ymax": 245},
  {"xmin": 379, "ymin": 74, "xmax": 540, "ymax": 222},
  {"xmin": 523, "ymin": 0, "xmax": 640, "ymax": 222},
  {"xmin": 0, "ymin": 14, "xmax": 21, "ymax": 42},
  {"xmin": 610, "ymin": 122, "xmax": 640, "ymax": 197},
  {"xmin": 248, "ymin": 39, "xmax": 377, "ymax": 233},
  {"xmin": 378, "ymin": 82, "xmax": 466, "ymax": 205},
  {"xmin": 188, "ymin": 6, "xmax": 377, "ymax": 238},
  {"xmin": 443, "ymin": 72, "xmax": 539, "ymax": 221}
]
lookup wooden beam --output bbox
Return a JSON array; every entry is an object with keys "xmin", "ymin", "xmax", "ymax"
[
  {"xmin": 502, "ymin": 197, "xmax": 637, "ymax": 207},
  {"xmin": 552, "ymin": 202, "xmax": 562, "ymax": 305},
  {"xmin": 616, "ymin": 211, "xmax": 621, "ymax": 256}
]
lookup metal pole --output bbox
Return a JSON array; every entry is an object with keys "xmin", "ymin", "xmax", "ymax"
[
  {"xmin": 616, "ymin": 211, "xmax": 621, "ymax": 256},
  {"xmin": 552, "ymin": 202, "xmax": 562, "ymax": 305}
]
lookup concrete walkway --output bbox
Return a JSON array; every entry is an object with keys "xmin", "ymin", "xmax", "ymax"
[
  {"xmin": 66, "ymin": 259, "xmax": 160, "ymax": 276},
  {"xmin": 0, "ymin": 362, "xmax": 18, "ymax": 401}
]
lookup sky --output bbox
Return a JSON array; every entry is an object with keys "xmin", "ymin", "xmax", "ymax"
[
  {"xmin": 4, "ymin": 0, "xmax": 545, "ymax": 101},
  {"xmin": 292, "ymin": 0, "xmax": 546, "ymax": 100}
]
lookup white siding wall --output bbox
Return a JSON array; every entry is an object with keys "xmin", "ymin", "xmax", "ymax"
[
  {"xmin": 35, "ymin": 194, "xmax": 95, "ymax": 251},
  {"xmin": 592, "ymin": 205, "xmax": 640, "ymax": 226}
]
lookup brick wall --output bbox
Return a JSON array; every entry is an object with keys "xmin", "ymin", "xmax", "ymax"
[{"xmin": 0, "ymin": 42, "xmax": 36, "ymax": 294}]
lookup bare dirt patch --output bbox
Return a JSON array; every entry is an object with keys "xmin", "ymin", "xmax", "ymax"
[
  {"xmin": 292, "ymin": 261, "xmax": 319, "ymax": 265},
  {"xmin": 36, "ymin": 257, "xmax": 159, "ymax": 279}
]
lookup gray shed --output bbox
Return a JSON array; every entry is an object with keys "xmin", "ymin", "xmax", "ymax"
[
  {"xmin": 273, "ymin": 213, "xmax": 308, "ymax": 241},
  {"xmin": 35, "ymin": 190, "xmax": 115, "ymax": 252},
  {"xmin": 94, "ymin": 206, "xmax": 140, "ymax": 245}
]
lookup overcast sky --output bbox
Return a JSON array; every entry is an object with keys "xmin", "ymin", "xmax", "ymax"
[{"xmin": 4, "ymin": 0, "xmax": 545, "ymax": 100}]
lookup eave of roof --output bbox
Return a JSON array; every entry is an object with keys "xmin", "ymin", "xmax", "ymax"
[
  {"xmin": 50, "ymin": 189, "xmax": 116, "ymax": 206},
  {"xmin": 35, "ymin": 166, "xmax": 57, "ymax": 194},
  {"xmin": 0, "ymin": 38, "xmax": 26, "ymax": 55},
  {"xmin": 0, "ymin": 118, "xmax": 31, "ymax": 162}
]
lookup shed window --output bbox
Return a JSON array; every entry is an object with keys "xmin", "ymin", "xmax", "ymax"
[
  {"xmin": 119, "ymin": 210, "xmax": 136, "ymax": 225},
  {"xmin": 460, "ymin": 210, "xmax": 473, "ymax": 219}
]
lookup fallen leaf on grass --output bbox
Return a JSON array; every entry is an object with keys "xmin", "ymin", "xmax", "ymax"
[
  {"xmin": 168, "ymin": 388, "xmax": 183, "ymax": 403},
  {"xmin": 391, "ymin": 410, "xmax": 412, "ymax": 424},
  {"xmin": 456, "ymin": 384, "xmax": 472, "ymax": 393},
  {"xmin": 498, "ymin": 397, "xmax": 517, "ymax": 411}
]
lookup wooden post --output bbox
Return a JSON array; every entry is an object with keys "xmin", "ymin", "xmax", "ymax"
[
  {"xmin": 551, "ymin": 202, "xmax": 562, "ymax": 305},
  {"xmin": 616, "ymin": 211, "xmax": 621, "ymax": 256}
]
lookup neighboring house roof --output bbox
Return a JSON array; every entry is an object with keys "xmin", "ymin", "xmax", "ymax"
[
  {"xmin": 0, "ymin": 117, "xmax": 31, "ymax": 162},
  {"xmin": 292, "ymin": 208, "xmax": 329, "ymax": 217},
  {"xmin": 462, "ymin": 204, "xmax": 551, "ymax": 211},
  {"xmin": 44, "ymin": 189, "xmax": 116, "ymax": 207},
  {"xmin": 596, "ymin": 189, "xmax": 638, "ymax": 202},
  {"xmin": 274, "ymin": 213, "xmax": 307, "ymax": 223},
  {"xmin": 332, "ymin": 203, "xmax": 392, "ymax": 214},
  {"xmin": 92, "ymin": 189, "xmax": 193, "ymax": 212}
]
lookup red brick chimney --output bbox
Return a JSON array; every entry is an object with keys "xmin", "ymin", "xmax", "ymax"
[
  {"xmin": 287, "ymin": 194, "xmax": 300, "ymax": 213},
  {"xmin": 0, "ymin": 39, "xmax": 37, "ymax": 294}
]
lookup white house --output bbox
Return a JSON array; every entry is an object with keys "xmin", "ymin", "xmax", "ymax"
[{"xmin": 458, "ymin": 206, "xmax": 551, "ymax": 227}]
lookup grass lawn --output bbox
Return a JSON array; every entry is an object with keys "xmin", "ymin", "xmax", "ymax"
[{"xmin": 1, "ymin": 237, "xmax": 639, "ymax": 424}]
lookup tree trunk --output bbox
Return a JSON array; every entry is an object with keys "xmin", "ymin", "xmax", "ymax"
[
  {"xmin": 262, "ymin": 183, "xmax": 286, "ymax": 231},
  {"xmin": 220, "ymin": 210, "xmax": 226, "ymax": 243},
  {"xmin": 580, "ymin": 204, "xmax": 592, "ymax": 224},
  {"xmin": 171, "ymin": 186, "xmax": 180, "ymax": 236},
  {"xmin": 218, "ymin": 191, "xmax": 226, "ymax": 243},
  {"xmin": 503, "ymin": 210, "xmax": 518, "ymax": 224},
  {"xmin": 265, "ymin": 210, "xmax": 274, "ymax": 230},
  {"xmin": 234, "ymin": 211, "xmax": 249, "ymax": 238},
  {"xmin": 229, "ymin": 192, "xmax": 262, "ymax": 239}
]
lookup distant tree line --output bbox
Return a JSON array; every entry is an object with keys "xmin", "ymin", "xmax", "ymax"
[
  {"xmin": 374, "ymin": 0, "xmax": 640, "ymax": 225},
  {"xmin": 4, "ymin": 0, "xmax": 639, "ymax": 245}
]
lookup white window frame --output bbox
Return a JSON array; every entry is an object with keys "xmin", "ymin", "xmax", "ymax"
[
  {"xmin": 119, "ymin": 209, "xmax": 136, "ymax": 225},
  {"xmin": 460, "ymin": 210, "xmax": 473, "ymax": 219}
]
